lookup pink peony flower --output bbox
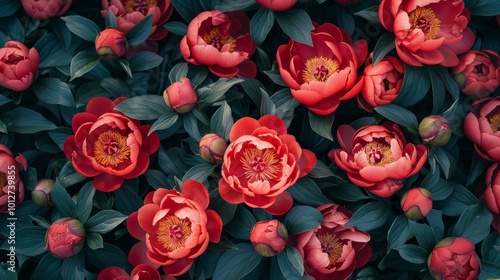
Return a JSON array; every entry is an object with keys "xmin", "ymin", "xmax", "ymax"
[
  {"xmin": 45, "ymin": 218, "xmax": 85, "ymax": 258},
  {"xmin": 21, "ymin": 0, "xmax": 72, "ymax": 20},
  {"xmin": 485, "ymin": 162, "xmax": 500, "ymax": 214},
  {"xmin": 0, "ymin": 144, "xmax": 27, "ymax": 214},
  {"xmin": 0, "ymin": 41, "xmax": 39, "ymax": 92},
  {"xmin": 163, "ymin": 78, "xmax": 198, "ymax": 113}
]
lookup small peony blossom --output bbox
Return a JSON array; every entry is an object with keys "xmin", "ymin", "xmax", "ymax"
[
  {"xmin": 21, "ymin": 0, "xmax": 72, "ymax": 20},
  {"xmin": 250, "ymin": 220, "xmax": 288, "ymax": 257},
  {"xmin": 199, "ymin": 133, "xmax": 227, "ymax": 163},
  {"xmin": 427, "ymin": 237, "xmax": 480, "ymax": 280},
  {"xmin": 400, "ymin": 188, "xmax": 433, "ymax": 220},
  {"xmin": 418, "ymin": 115, "xmax": 452, "ymax": 147},
  {"xmin": 45, "ymin": 218, "xmax": 85, "ymax": 258},
  {"xmin": 0, "ymin": 144, "xmax": 27, "ymax": 214},
  {"xmin": 0, "ymin": 41, "xmax": 39, "ymax": 92},
  {"xmin": 31, "ymin": 179, "xmax": 55, "ymax": 207},
  {"xmin": 163, "ymin": 77, "xmax": 198, "ymax": 113},
  {"xmin": 255, "ymin": 0, "xmax": 297, "ymax": 11},
  {"xmin": 95, "ymin": 28, "xmax": 128, "ymax": 60}
]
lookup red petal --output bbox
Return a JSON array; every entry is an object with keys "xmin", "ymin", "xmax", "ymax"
[
  {"xmin": 229, "ymin": 117, "xmax": 261, "ymax": 142},
  {"xmin": 140, "ymin": 125, "xmax": 160, "ymax": 155},
  {"xmin": 129, "ymin": 241, "xmax": 160, "ymax": 268},
  {"xmin": 206, "ymin": 209, "xmax": 223, "ymax": 243},
  {"xmin": 127, "ymin": 211, "xmax": 147, "ymax": 241},
  {"xmin": 181, "ymin": 179, "xmax": 209, "ymax": 210},
  {"xmin": 162, "ymin": 258, "xmax": 194, "ymax": 276},
  {"xmin": 218, "ymin": 179, "xmax": 244, "ymax": 204},
  {"xmin": 236, "ymin": 60, "xmax": 257, "ymax": 79},
  {"xmin": 71, "ymin": 113, "xmax": 98, "ymax": 134},
  {"xmin": 98, "ymin": 267, "xmax": 129, "ymax": 280},
  {"xmin": 258, "ymin": 115, "xmax": 287, "ymax": 135},
  {"xmin": 263, "ymin": 191, "xmax": 293, "ymax": 215},
  {"xmin": 93, "ymin": 173, "xmax": 124, "ymax": 192},
  {"xmin": 298, "ymin": 149, "xmax": 317, "ymax": 177},
  {"xmin": 86, "ymin": 97, "xmax": 118, "ymax": 116}
]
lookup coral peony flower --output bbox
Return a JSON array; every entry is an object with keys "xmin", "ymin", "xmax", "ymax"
[
  {"xmin": 98, "ymin": 264, "xmax": 175, "ymax": 280},
  {"xmin": 400, "ymin": 187, "xmax": 433, "ymax": 220},
  {"xmin": 328, "ymin": 123, "xmax": 427, "ymax": 198},
  {"xmin": 0, "ymin": 41, "xmax": 39, "ymax": 92},
  {"xmin": 296, "ymin": 204, "xmax": 371, "ymax": 280},
  {"xmin": 180, "ymin": 10, "xmax": 257, "ymax": 78},
  {"xmin": 0, "ymin": 144, "xmax": 27, "ymax": 214},
  {"xmin": 357, "ymin": 54, "xmax": 404, "ymax": 112},
  {"xmin": 63, "ymin": 97, "xmax": 160, "ymax": 192},
  {"xmin": 127, "ymin": 179, "xmax": 223, "ymax": 276},
  {"xmin": 427, "ymin": 237, "xmax": 481, "ymax": 280},
  {"xmin": 101, "ymin": 0, "xmax": 173, "ymax": 41},
  {"xmin": 418, "ymin": 115, "xmax": 452, "ymax": 147},
  {"xmin": 163, "ymin": 77, "xmax": 198, "ymax": 113},
  {"xmin": 463, "ymin": 96, "xmax": 500, "ymax": 161},
  {"xmin": 379, "ymin": 0, "xmax": 475, "ymax": 67},
  {"xmin": 485, "ymin": 162, "xmax": 500, "ymax": 214},
  {"xmin": 45, "ymin": 217, "xmax": 85, "ymax": 258},
  {"xmin": 218, "ymin": 115, "xmax": 317, "ymax": 215},
  {"xmin": 199, "ymin": 133, "xmax": 227, "ymax": 163},
  {"xmin": 21, "ymin": 0, "xmax": 72, "ymax": 20},
  {"xmin": 95, "ymin": 28, "xmax": 128, "ymax": 60},
  {"xmin": 31, "ymin": 179, "xmax": 55, "ymax": 207},
  {"xmin": 250, "ymin": 220, "xmax": 288, "ymax": 257},
  {"xmin": 255, "ymin": 0, "xmax": 297, "ymax": 11},
  {"xmin": 276, "ymin": 23, "xmax": 368, "ymax": 115},
  {"xmin": 452, "ymin": 50, "xmax": 500, "ymax": 100}
]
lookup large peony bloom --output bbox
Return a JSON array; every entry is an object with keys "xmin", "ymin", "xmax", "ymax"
[
  {"xmin": 21, "ymin": 0, "xmax": 72, "ymax": 20},
  {"xmin": 101, "ymin": 0, "xmax": 173, "ymax": 41},
  {"xmin": 427, "ymin": 237, "xmax": 480, "ymax": 280},
  {"xmin": 127, "ymin": 180, "xmax": 223, "ymax": 276},
  {"xmin": 277, "ymin": 23, "xmax": 367, "ymax": 116},
  {"xmin": 296, "ymin": 204, "xmax": 372, "ymax": 280},
  {"xmin": 0, "ymin": 41, "xmax": 39, "ymax": 92},
  {"xmin": 328, "ymin": 122, "xmax": 427, "ymax": 198},
  {"xmin": 180, "ymin": 10, "xmax": 257, "ymax": 78},
  {"xmin": 63, "ymin": 97, "xmax": 160, "ymax": 192},
  {"xmin": 0, "ymin": 144, "xmax": 27, "ymax": 214},
  {"xmin": 218, "ymin": 115, "xmax": 317, "ymax": 215},
  {"xmin": 97, "ymin": 264, "xmax": 175, "ymax": 280},
  {"xmin": 379, "ymin": 0, "xmax": 475, "ymax": 67}
]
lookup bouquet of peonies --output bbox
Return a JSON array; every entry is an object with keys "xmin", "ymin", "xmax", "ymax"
[{"xmin": 1, "ymin": 0, "xmax": 500, "ymax": 279}]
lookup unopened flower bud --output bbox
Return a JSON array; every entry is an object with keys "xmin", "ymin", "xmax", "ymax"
[
  {"xmin": 428, "ymin": 237, "xmax": 480, "ymax": 280},
  {"xmin": 418, "ymin": 115, "xmax": 451, "ymax": 147},
  {"xmin": 255, "ymin": 0, "xmax": 297, "ymax": 11},
  {"xmin": 31, "ymin": 179, "xmax": 55, "ymax": 207},
  {"xmin": 400, "ymin": 187, "xmax": 433, "ymax": 220},
  {"xmin": 250, "ymin": 220, "xmax": 288, "ymax": 257},
  {"xmin": 95, "ymin": 28, "xmax": 128, "ymax": 60},
  {"xmin": 45, "ymin": 217, "xmax": 85, "ymax": 258},
  {"xmin": 199, "ymin": 133, "xmax": 227, "ymax": 163},
  {"xmin": 163, "ymin": 77, "xmax": 198, "ymax": 113}
]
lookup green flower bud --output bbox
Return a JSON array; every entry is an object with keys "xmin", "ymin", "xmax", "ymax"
[
  {"xmin": 31, "ymin": 179, "xmax": 55, "ymax": 207},
  {"xmin": 418, "ymin": 115, "xmax": 451, "ymax": 147}
]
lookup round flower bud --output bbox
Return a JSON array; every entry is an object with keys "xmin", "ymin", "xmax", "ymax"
[
  {"xmin": 199, "ymin": 133, "xmax": 227, "ymax": 163},
  {"xmin": 45, "ymin": 217, "xmax": 86, "ymax": 258},
  {"xmin": 418, "ymin": 115, "xmax": 452, "ymax": 147},
  {"xmin": 163, "ymin": 77, "xmax": 198, "ymax": 113},
  {"xmin": 400, "ymin": 188, "xmax": 433, "ymax": 220},
  {"xmin": 255, "ymin": 0, "xmax": 297, "ymax": 11},
  {"xmin": 31, "ymin": 179, "xmax": 55, "ymax": 207},
  {"xmin": 95, "ymin": 28, "xmax": 128, "ymax": 60},
  {"xmin": 250, "ymin": 220, "xmax": 288, "ymax": 257},
  {"xmin": 428, "ymin": 237, "xmax": 480, "ymax": 280}
]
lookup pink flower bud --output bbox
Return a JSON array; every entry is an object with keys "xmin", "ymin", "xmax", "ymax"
[
  {"xmin": 250, "ymin": 220, "xmax": 288, "ymax": 257},
  {"xmin": 428, "ymin": 237, "xmax": 480, "ymax": 280},
  {"xmin": 418, "ymin": 115, "xmax": 452, "ymax": 147},
  {"xmin": 0, "ymin": 41, "xmax": 39, "ymax": 92},
  {"xmin": 31, "ymin": 179, "xmax": 55, "ymax": 207},
  {"xmin": 163, "ymin": 78, "xmax": 198, "ymax": 113},
  {"xmin": 95, "ymin": 28, "xmax": 128, "ymax": 60},
  {"xmin": 400, "ymin": 187, "xmax": 433, "ymax": 220},
  {"xmin": 199, "ymin": 133, "xmax": 227, "ymax": 163},
  {"xmin": 255, "ymin": 0, "xmax": 297, "ymax": 11},
  {"xmin": 45, "ymin": 217, "xmax": 85, "ymax": 258},
  {"xmin": 21, "ymin": 0, "xmax": 73, "ymax": 20}
]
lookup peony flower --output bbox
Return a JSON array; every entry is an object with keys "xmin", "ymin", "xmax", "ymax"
[
  {"xmin": 101, "ymin": 0, "xmax": 173, "ymax": 41},
  {"xmin": 485, "ymin": 162, "xmax": 500, "ymax": 214},
  {"xmin": 400, "ymin": 187, "xmax": 433, "ymax": 220},
  {"xmin": 45, "ymin": 217, "xmax": 85, "ymax": 258},
  {"xmin": 218, "ymin": 115, "xmax": 317, "ymax": 215},
  {"xmin": 199, "ymin": 133, "xmax": 227, "ymax": 163},
  {"xmin": 31, "ymin": 179, "xmax": 55, "ymax": 207},
  {"xmin": 427, "ymin": 237, "xmax": 481, "ymax": 280},
  {"xmin": 0, "ymin": 41, "xmax": 39, "ymax": 92},
  {"xmin": 379, "ymin": 0, "xmax": 475, "ymax": 67},
  {"xmin": 452, "ymin": 50, "xmax": 500, "ymax": 100},
  {"xmin": 21, "ymin": 0, "xmax": 72, "ymax": 20},
  {"xmin": 276, "ymin": 23, "xmax": 367, "ymax": 116},
  {"xmin": 255, "ymin": 0, "xmax": 297, "ymax": 11},
  {"xmin": 180, "ymin": 10, "xmax": 257, "ymax": 78},
  {"xmin": 0, "ymin": 144, "xmax": 27, "ymax": 214},
  {"xmin": 328, "ymin": 122, "xmax": 427, "ymax": 198},
  {"xmin": 95, "ymin": 28, "xmax": 128, "ymax": 60},
  {"xmin": 163, "ymin": 77, "xmax": 198, "ymax": 113},
  {"xmin": 250, "ymin": 220, "xmax": 288, "ymax": 257},
  {"xmin": 357, "ymin": 54, "xmax": 404, "ymax": 112},
  {"xmin": 418, "ymin": 115, "xmax": 452, "ymax": 147},
  {"xmin": 296, "ymin": 204, "xmax": 371, "ymax": 280},
  {"xmin": 127, "ymin": 179, "xmax": 223, "ymax": 276},
  {"xmin": 463, "ymin": 96, "xmax": 500, "ymax": 161},
  {"xmin": 63, "ymin": 97, "xmax": 160, "ymax": 192},
  {"xmin": 97, "ymin": 264, "xmax": 175, "ymax": 280}
]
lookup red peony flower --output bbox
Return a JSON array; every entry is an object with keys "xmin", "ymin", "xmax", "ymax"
[
  {"xmin": 0, "ymin": 144, "xmax": 27, "ymax": 214},
  {"xmin": 255, "ymin": 0, "xmax": 297, "ymax": 11},
  {"xmin": 427, "ymin": 237, "xmax": 480, "ymax": 280},
  {"xmin": 45, "ymin": 217, "xmax": 85, "ymax": 258},
  {"xmin": 328, "ymin": 123, "xmax": 427, "ymax": 198},
  {"xmin": 400, "ymin": 187, "xmax": 433, "ymax": 220},
  {"xmin": 21, "ymin": 0, "xmax": 72, "ymax": 20},
  {"xmin": 127, "ymin": 179, "xmax": 223, "ymax": 276},
  {"xmin": 98, "ymin": 264, "xmax": 175, "ymax": 280},
  {"xmin": 95, "ymin": 28, "xmax": 128, "ymax": 60},
  {"xmin": 379, "ymin": 0, "xmax": 475, "ymax": 67},
  {"xmin": 0, "ymin": 41, "xmax": 39, "ymax": 92},
  {"xmin": 485, "ymin": 162, "xmax": 500, "ymax": 214},
  {"xmin": 163, "ymin": 77, "xmax": 198, "ymax": 113},
  {"xmin": 296, "ymin": 204, "xmax": 371, "ymax": 280},
  {"xmin": 101, "ymin": 0, "xmax": 173, "ymax": 41},
  {"xmin": 63, "ymin": 97, "xmax": 160, "ymax": 192},
  {"xmin": 218, "ymin": 115, "xmax": 317, "ymax": 215},
  {"xmin": 276, "ymin": 23, "xmax": 367, "ymax": 115},
  {"xmin": 180, "ymin": 10, "xmax": 257, "ymax": 78},
  {"xmin": 250, "ymin": 219, "xmax": 288, "ymax": 257}
]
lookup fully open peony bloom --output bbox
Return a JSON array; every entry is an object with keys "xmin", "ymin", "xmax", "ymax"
[
  {"xmin": 427, "ymin": 237, "xmax": 480, "ymax": 280},
  {"xmin": 101, "ymin": 0, "xmax": 173, "ymax": 41},
  {"xmin": 218, "ymin": 115, "xmax": 317, "ymax": 215},
  {"xmin": 277, "ymin": 23, "xmax": 367, "ymax": 115},
  {"xmin": 21, "ymin": 0, "xmax": 72, "ymax": 19},
  {"xmin": 0, "ymin": 41, "xmax": 39, "ymax": 92},
  {"xmin": 379, "ymin": 0, "xmax": 475, "ymax": 67},
  {"xmin": 296, "ymin": 204, "xmax": 371, "ymax": 280},
  {"xmin": 127, "ymin": 180, "xmax": 223, "ymax": 276},
  {"xmin": 63, "ymin": 97, "xmax": 160, "ymax": 192},
  {"xmin": 98, "ymin": 264, "xmax": 175, "ymax": 280},
  {"xmin": 180, "ymin": 10, "xmax": 257, "ymax": 78},
  {"xmin": 328, "ymin": 122, "xmax": 427, "ymax": 198},
  {"xmin": 0, "ymin": 144, "xmax": 27, "ymax": 214},
  {"xmin": 45, "ymin": 218, "xmax": 85, "ymax": 258}
]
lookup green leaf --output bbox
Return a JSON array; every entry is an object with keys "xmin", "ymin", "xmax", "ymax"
[
  {"xmin": 345, "ymin": 200, "xmax": 392, "ymax": 231},
  {"xmin": 129, "ymin": 51, "xmax": 163, "ymax": 72},
  {"xmin": 287, "ymin": 177, "xmax": 331, "ymax": 206},
  {"xmin": 0, "ymin": 94, "xmax": 11, "ymax": 106},
  {"xmin": 387, "ymin": 215, "xmax": 414, "ymax": 251},
  {"xmin": 61, "ymin": 15, "xmax": 101, "ymax": 42},
  {"xmin": 394, "ymin": 64, "xmax": 430, "ymax": 107},
  {"xmin": 308, "ymin": 111, "xmax": 334, "ymax": 141},
  {"xmin": 210, "ymin": 101, "xmax": 234, "ymax": 140},
  {"xmin": 149, "ymin": 111, "xmax": 179, "ymax": 135},
  {"xmin": 260, "ymin": 88, "xmax": 277, "ymax": 116},
  {"xmin": 85, "ymin": 210, "xmax": 127, "ymax": 234},
  {"xmin": 169, "ymin": 62, "xmax": 189, "ymax": 83},
  {"xmin": 210, "ymin": 188, "xmax": 238, "ymax": 225},
  {"xmin": 277, "ymin": 246, "xmax": 304, "ymax": 279},
  {"xmin": 183, "ymin": 112, "xmax": 201, "ymax": 141},
  {"xmin": 114, "ymin": 180, "xmax": 143, "ymax": 215},
  {"xmin": 1, "ymin": 107, "xmax": 56, "ymax": 134},
  {"xmin": 307, "ymin": 161, "xmax": 335, "ymax": 178},
  {"xmin": 0, "ymin": 0, "xmax": 21, "ymax": 17},
  {"xmin": 114, "ymin": 95, "xmax": 170, "ymax": 120},
  {"xmin": 100, "ymin": 77, "xmax": 131, "ymax": 98},
  {"xmin": 425, "ymin": 178, "xmax": 454, "ymax": 201},
  {"xmin": 31, "ymin": 78, "xmax": 75, "ymax": 107},
  {"xmin": 51, "ymin": 180, "xmax": 76, "ymax": 218},
  {"xmin": 13, "ymin": 226, "xmax": 47, "ymax": 256},
  {"xmin": 325, "ymin": 183, "xmax": 370, "ymax": 202},
  {"xmin": 182, "ymin": 163, "xmax": 216, "ymax": 183},
  {"xmin": 51, "ymin": 17, "xmax": 71, "ymax": 50},
  {"xmin": 105, "ymin": 11, "xmax": 117, "ymax": 28},
  {"xmin": 117, "ymin": 58, "xmax": 132, "ymax": 79},
  {"xmin": 57, "ymin": 161, "xmax": 87, "ymax": 188},
  {"xmin": 283, "ymin": 205, "xmax": 324, "ymax": 235},
  {"xmin": 467, "ymin": 0, "xmax": 500, "ymax": 16},
  {"xmin": 212, "ymin": 242, "xmax": 263, "ymax": 280},
  {"xmin": 198, "ymin": 78, "xmax": 243, "ymax": 107},
  {"xmin": 144, "ymin": 169, "xmax": 170, "ymax": 189},
  {"xmin": 275, "ymin": 9, "xmax": 314, "ymax": 46},
  {"xmin": 83, "ymin": 242, "xmax": 131, "ymax": 271},
  {"xmin": 374, "ymin": 104, "xmax": 419, "ymax": 133},
  {"xmin": 0, "ymin": 17, "xmax": 24, "ymax": 42},
  {"xmin": 126, "ymin": 15, "xmax": 153, "ymax": 46},
  {"xmin": 395, "ymin": 244, "xmax": 429, "ymax": 264},
  {"xmin": 214, "ymin": 0, "xmax": 255, "ymax": 11},
  {"xmin": 31, "ymin": 254, "xmax": 63, "ymax": 279},
  {"xmin": 29, "ymin": 215, "xmax": 51, "ymax": 228},
  {"xmin": 425, "ymin": 209, "xmax": 444, "ymax": 242},
  {"xmin": 76, "ymin": 182, "xmax": 95, "ymax": 224},
  {"xmin": 250, "ymin": 7, "xmax": 275, "ymax": 45},
  {"xmin": 70, "ymin": 51, "xmax": 101, "ymax": 81},
  {"xmin": 434, "ymin": 184, "xmax": 479, "ymax": 216},
  {"xmin": 409, "ymin": 220, "xmax": 437, "ymax": 252},
  {"xmin": 61, "ymin": 252, "xmax": 85, "ymax": 280},
  {"xmin": 264, "ymin": 68, "xmax": 288, "ymax": 87},
  {"xmin": 171, "ymin": 0, "xmax": 206, "ymax": 22},
  {"xmin": 372, "ymin": 33, "xmax": 396, "ymax": 66},
  {"xmin": 224, "ymin": 205, "xmax": 256, "ymax": 239},
  {"xmin": 164, "ymin": 21, "xmax": 188, "ymax": 36},
  {"xmin": 451, "ymin": 203, "xmax": 492, "ymax": 244},
  {"xmin": 336, "ymin": 7, "xmax": 355, "ymax": 35},
  {"xmin": 85, "ymin": 232, "xmax": 104, "ymax": 250},
  {"xmin": 353, "ymin": 5, "xmax": 380, "ymax": 24}
]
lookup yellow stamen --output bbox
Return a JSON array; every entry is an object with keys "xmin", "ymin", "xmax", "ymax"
[
  {"xmin": 202, "ymin": 28, "xmax": 237, "ymax": 52},
  {"xmin": 302, "ymin": 56, "xmax": 339, "ymax": 83},
  {"xmin": 93, "ymin": 130, "xmax": 131, "ymax": 167},
  {"xmin": 240, "ymin": 148, "xmax": 281, "ymax": 182},
  {"xmin": 157, "ymin": 216, "xmax": 192, "ymax": 251},
  {"xmin": 408, "ymin": 6, "xmax": 441, "ymax": 40},
  {"xmin": 364, "ymin": 141, "xmax": 394, "ymax": 166},
  {"xmin": 489, "ymin": 114, "xmax": 500, "ymax": 133},
  {"xmin": 318, "ymin": 233, "xmax": 343, "ymax": 267}
]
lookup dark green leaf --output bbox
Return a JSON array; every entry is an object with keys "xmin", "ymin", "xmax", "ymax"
[
  {"xmin": 394, "ymin": 64, "xmax": 430, "ymax": 107},
  {"xmin": 171, "ymin": 0, "xmax": 206, "ymax": 21},
  {"xmin": 210, "ymin": 188, "xmax": 238, "ymax": 225},
  {"xmin": 114, "ymin": 179, "xmax": 143, "ymax": 215},
  {"xmin": 0, "ymin": 0, "xmax": 21, "ymax": 17},
  {"xmin": 467, "ymin": 0, "xmax": 500, "ymax": 16},
  {"xmin": 372, "ymin": 33, "xmax": 396, "ymax": 66},
  {"xmin": 57, "ymin": 161, "xmax": 87, "ymax": 188},
  {"xmin": 224, "ymin": 205, "xmax": 256, "ymax": 239},
  {"xmin": 277, "ymin": 246, "xmax": 304, "ymax": 279},
  {"xmin": 85, "ymin": 232, "xmax": 104, "ymax": 250},
  {"xmin": 105, "ymin": 11, "xmax": 117, "ymax": 28},
  {"xmin": 1, "ymin": 107, "xmax": 56, "ymax": 134},
  {"xmin": 85, "ymin": 210, "xmax": 127, "ymax": 234},
  {"xmin": 13, "ymin": 226, "xmax": 47, "ymax": 256},
  {"xmin": 114, "ymin": 95, "xmax": 170, "ymax": 120},
  {"xmin": 283, "ymin": 205, "xmax": 324, "ymax": 235},
  {"xmin": 307, "ymin": 161, "xmax": 335, "ymax": 178},
  {"xmin": 29, "ymin": 215, "xmax": 51, "ymax": 228},
  {"xmin": 425, "ymin": 178, "xmax": 454, "ymax": 201},
  {"xmin": 374, "ymin": 104, "xmax": 419, "ymax": 133},
  {"xmin": 425, "ymin": 209, "xmax": 444, "ymax": 242},
  {"xmin": 434, "ymin": 184, "xmax": 479, "ymax": 216},
  {"xmin": 214, "ymin": 0, "xmax": 255, "ymax": 11},
  {"xmin": 31, "ymin": 253, "xmax": 63, "ymax": 279},
  {"xmin": 0, "ymin": 17, "xmax": 24, "ymax": 42},
  {"xmin": 144, "ymin": 169, "xmax": 170, "ymax": 189},
  {"xmin": 260, "ymin": 88, "xmax": 276, "ymax": 116},
  {"xmin": 345, "ymin": 200, "xmax": 391, "ymax": 231},
  {"xmin": 409, "ymin": 220, "xmax": 436, "ymax": 252},
  {"xmin": 70, "ymin": 51, "xmax": 101, "ymax": 81},
  {"xmin": 264, "ymin": 68, "xmax": 288, "ymax": 87},
  {"xmin": 198, "ymin": 78, "xmax": 243, "ymax": 107},
  {"xmin": 287, "ymin": 177, "xmax": 331, "ymax": 206},
  {"xmin": 275, "ymin": 9, "xmax": 314, "ymax": 46},
  {"xmin": 117, "ymin": 58, "xmax": 132, "ymax": 79},
  {"xmin": 210, "ymin": 101, "xmax": 234, "ymax": 140},
  {"xmin": 149, "ymin": 111, "xmax": 179, "ymax": 135},
  {"xmin": 100, "ymin": 77, "xmax": 131, "ymax": 98},
  {"xmin": 326, "ymin": 183, "xmax": 370, "ymax": 202},
  {"xmin": 51, "ymin": 180, "xmax": 76, "ymax": 218},
  {"xmin": 129, "ymin": 51, "xmax": 163, "ymax": 72},
  {"xmin": 164, "ymin": 21, "xmax": 188, "ymax": 36},
  {"xmin": 83, "ymin": 242, "xmax": 131, "ymax": 271},
  {"xmin": 451, "ymin": 203, "xmax": 492, "ymax": 244},
  {"xmin": 250, "ymin": 7, "xmax": 275, "ymax": 45},
  {"xmin": 182, "ymin": 163, "xmax": 216, "ymax": 183},
  {"xmin": 126, "ymin": 15, "xmax": 153, "ymax": 46},
  {"xmin": 395, "ymin": 244, "xmax": 428, "ymax": 264},
  {"xmin": 308, "ymin": 111, "xmax": 334, "ymax": 141},
  {"xmin": 183, "ymin": 112, "xmax": 201, "ymax": 141},
  {"xmin": 387, "ymin": 215, "xmax": 413, "ymax": 251},
  {"xmin": 32, "ymin": 78, "xmax": 75, "ymax": 107},
  {"xmin": 61, "ymin": 252, "xmax": 85, "ymax": 280},
  {"xmin": 76, "ymin": 182, "xmax": 95, "ymax": 224},
  {"xmin": 212, "ymin": 242, "xmax": 263, "ymax": 280},
  {"xmin": 353, "ymin": 6, "xmax": 380, "ymax": 24},
  {"xmin": 61, "ymin": 15, "xmax": 100, "ymax": 42},
  {"xmin": 0, "ymin": 94, "xmax": 11, "ymax": 106}
]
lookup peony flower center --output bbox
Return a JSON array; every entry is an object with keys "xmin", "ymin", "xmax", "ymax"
[
  {"xmin": 364, "ymin": 141, "xmax": 394, "ymax": 166},
  {"xmin": 383, "ymin": 79, "xmax": 391, "ymax": 91},
  {"xmin": 157, "ymin": 215, "xmax": 192, "ymax": 251},
  {"xmin": 93, "ymin": 130, "xmax": 131, "ymax": 167},
  {"xmin": 240, "ymin": 148, "xmax": 280, "ymax": 181},
  {"xmin": 318, "ymin": 233, "xmax": 343, "ymax": 267},
  {"xmin": 408, "ymin": 6, "xmax": 441, "ymax": 40},
  {"xmin": 122, "ymin": 0, "xmax": 157, "ymax": 15},
  {"xmin": 473, "ymin": 64, "xmax": 484, "ymax": 75},
  {"xmin": 202, "ymin": 28, "xmax": 237, "ymax": 52},
  {"xmin": 489, "ymin": 114, "xmax": 500, "ymax": 133},
  {"xmin": 302, "ymin": 56, "xmax": 339, "ymax": 83},
  {"xmin": 449, "ymin": 253, "xmax": 472, "ymax": 277},
  {"xmin": 4, "ymin": 54, "xmax": 24, "ymax": 65}
]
